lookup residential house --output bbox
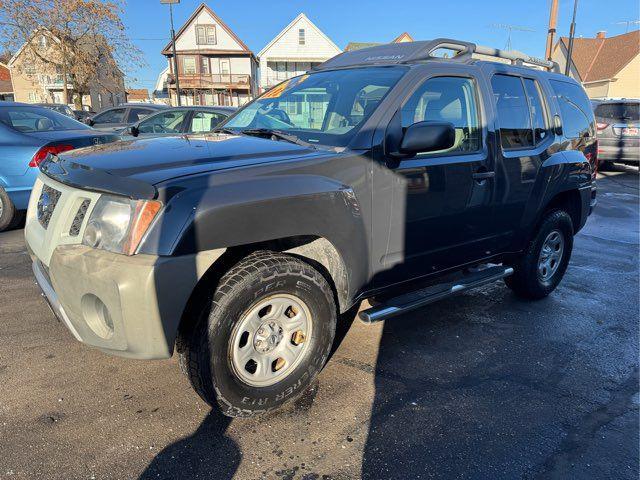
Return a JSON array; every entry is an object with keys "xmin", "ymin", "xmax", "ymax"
[
  {"xmin": 344, "ymin": 32, "xmax": 414, "ymax": 52},
  {"xmin": 161, "ymin": 3, "xmax": 258, "ymax": 107},
  {"xmin": 7, "ymin": 31, "xmax": 125, "ymax": 108},
  {"xmin": 152, "ymin": 66, "xmax": 171, "ymax": 104},
  {"xmin": 126, "ymin": 88, "xmax": 150, "ymax": 103},
  {"xmin": 553, "ymin": 30, "xmax": 640, "ymax": 99},
  {"xmin": 257, "ymin": 13, "xmax": 341, "ymax": 92},
  {"xmin": 0, "ymin": 62, "xmax": 14, "ymax": 101}
]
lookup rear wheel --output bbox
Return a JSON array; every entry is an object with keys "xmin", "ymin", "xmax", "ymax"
[
  {"xmin": 0, "ymin": 188, "xmax": 17, "ymax": 232},
  {"xmin": 505, "ymin": 210, "xmax": 574, "ymax": 300},
  {"xmin": 181, "ymin": 251, "xmax": 336, "ymax": 417}
]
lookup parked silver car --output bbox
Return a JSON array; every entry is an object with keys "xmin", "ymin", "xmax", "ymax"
[
  {"xmin": 121, "ymin": 106, "xmax": 235, "ymax": 138},
  {"xmin": 593, "ymin": 99, "xmax": 639, "ymax": 168}
]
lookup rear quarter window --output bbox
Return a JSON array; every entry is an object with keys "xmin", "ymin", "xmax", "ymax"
[{"xmin": 550, "ymin": 80, "xmax": 595, "ymax": 139}]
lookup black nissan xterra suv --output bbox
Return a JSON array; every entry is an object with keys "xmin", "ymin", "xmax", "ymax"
[{"xmin": 25, "ymin": 39, "xmax": 597, "ymax": 417}]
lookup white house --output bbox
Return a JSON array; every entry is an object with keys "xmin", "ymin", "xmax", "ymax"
[
  {"xmin": 161, "ymin": 3, "xmax": 258, "ymax": 107},
  {"xmin": 257, "ymin": 13, "xmax": 341, "ymax": 92}
]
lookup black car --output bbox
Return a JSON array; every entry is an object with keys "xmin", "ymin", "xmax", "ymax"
[
  {"xmin": 25, "ymin": 38, "xmax": 597, "ymax": 417},
  {"xmin": 33, "ymin": 103, "xmax": 75, "ymax": 118},
  {"xmin": 121, "ymin": 105, "xmax": 235, "ymax": 138},
  {"xmin": 592, "ymin": 99, "xmax": 639, "ymax": 167},
  {"xmin": 86, "ymin": 103, "xmax": 168, "ymax": 132},
  {"xmin": 73, "ymin": 109, "xmax": 95, "ymax": 122}
]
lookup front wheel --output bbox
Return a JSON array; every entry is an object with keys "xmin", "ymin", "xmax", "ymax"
[
  {"xmin": 505, "ymin": 210, "xmax": 574, "ymax": 300},
  {"xmin": 181, "ymin": 251, "xmax": 337, "ymax": 417}
]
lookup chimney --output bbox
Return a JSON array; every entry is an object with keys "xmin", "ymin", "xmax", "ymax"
[{"xmin": 596, "ymin": 31, "xmax": 606, "ymax": 39}]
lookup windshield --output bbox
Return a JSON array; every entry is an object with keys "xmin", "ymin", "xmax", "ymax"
[
  {"xmin": 595, "ymin": 103, "xmax": 639, "ymax": 121},
  {"xmin": 0, "ymin": 106, "xmax": 89, "ymax": 133},
  {"xmin": 223, "ymin": 67, "xmax": 406, "ymax": 147}
]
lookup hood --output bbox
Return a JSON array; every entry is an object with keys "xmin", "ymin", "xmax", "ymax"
[{"xmin": 40, "ymin": 134, "xmax": 324, "ymax": 200}]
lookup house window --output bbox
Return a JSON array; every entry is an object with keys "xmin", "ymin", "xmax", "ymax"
[
  {"xmin": 28, "ymin": 92, "xmax": 36, "ymax": 102},
  {"xmin": 201, "ymin": 57, "xmax": 210, "ymax": 75},
  {"xmin": 196, "ymin": 25, "xmax": 216, "ymax": 45},
  {"xmin": 220, "ymin": 59, "xmax": 230, "ymax": 75},
  {"xmin": 38, "ymin": 35, "xmax": 47, "ymax": 49},
  {"xmin": 183, "ymin": 56, "xmax": 196, "ymax": 74},
  {"xmin": 24, "ymin": 63, "xmax": 36, "ymax": 75},
  {"xmin": 298, "ymin": 29, "xmax": 305, "ymax": 45}
]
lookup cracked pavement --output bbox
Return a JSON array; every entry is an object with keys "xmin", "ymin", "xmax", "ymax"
[{"xmin": 0, "ymin": 167, "xmax": 638, "ymax": 479}]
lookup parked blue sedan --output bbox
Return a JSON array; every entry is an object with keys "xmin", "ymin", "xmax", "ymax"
[{"xmin": 0, "ymin": 103, "xmax": 120, "ymax": 231}]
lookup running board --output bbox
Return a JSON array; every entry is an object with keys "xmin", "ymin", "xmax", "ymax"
[{"xmin": 359, "ymin": 266, "xmax": 514, "ymax": 324}]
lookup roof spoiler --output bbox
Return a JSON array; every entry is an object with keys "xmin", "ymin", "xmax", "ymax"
[{"xmin": 314, "ymin": 38, "xmax": 561, "ymax": 73}]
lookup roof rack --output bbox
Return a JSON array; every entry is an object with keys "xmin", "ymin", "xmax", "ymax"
[{"xmin": 314, "ymin": 38, "xmax": 561, "ymax": 73}]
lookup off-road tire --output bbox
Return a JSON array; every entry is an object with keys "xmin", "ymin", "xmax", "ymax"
[
  {"xmin": 181, "ymin": 250, "xmax": 337, "ymax": 417},
  {"xmin": 505, "ymin": 210, "xmax": 574, "ymax": 300},
  {"xmin": 0, "ymin": 188, "xmax": 16, "ymax": 232}
]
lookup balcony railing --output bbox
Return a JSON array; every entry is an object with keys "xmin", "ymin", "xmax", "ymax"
[
  {"xmin": 173, "ymin": 74, "xmax": 251, "ymax": 89},
  {"xmin": 41, "ymin": 74, "xmax": 73, "ymax": 90}
]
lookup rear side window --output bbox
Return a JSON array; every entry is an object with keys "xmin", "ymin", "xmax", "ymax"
[
  {"xmin": 93, "ymin": 108, "xmax": 126, "ymax": 124},
  {"xmin": 550, "ymin": 80, "xmax": 595, "ymax": 139},
  {"xmin": 190, "ymin": 111, "xmax": 227, "ymax": 133},
  {"xmin": 0, "ymin": 107, "xmax": 87, "ymax": 132},
  {"xmin": 523, "ymin": 78, "xmax": 549, "ymax": 144},
  {"xmin": 491, "ymin": 74, "xmax": 533, "ymax": 149},
  {"xmin": 401, "ymin": 76, "xmax": 481, "ymax": 155},
  {"xmin": 594, "ymin": 103, "xmax": 639, "ymax": 121}
]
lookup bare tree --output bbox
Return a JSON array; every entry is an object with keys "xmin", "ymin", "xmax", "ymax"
[{"xmin": 0, "ymin": 0, "xmax": 144, "ymax": 107}]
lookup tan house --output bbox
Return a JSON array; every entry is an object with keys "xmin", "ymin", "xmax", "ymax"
[
  {"xmin": 161, "ymin": 3, "xmax": 258, "ymax": 107},
  {"xmin": 0, "ymin": 62, "xmax": 13, "ymax": 101},
  {"xmin": 344, "ymin": 32, "xmax": 414, "ymax": 52},
  {"xmin": 7, "ymin": 31, "xmax": 125, "ymax": 109},
  {"xmin": 552, "ymin": 30, "xmax": 640, "ymax": 99}
]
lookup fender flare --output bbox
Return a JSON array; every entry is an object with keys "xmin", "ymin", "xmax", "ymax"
[
  {"xmin": 516, "ymin": 150, "xmax": 591, "ymax": 246},
  {"xmin": 141, "ymin": 173, "xmax": 369, "ymax": 311}
]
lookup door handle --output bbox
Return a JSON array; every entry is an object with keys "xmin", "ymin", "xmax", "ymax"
[{"xmin": 472, "ymin": 171, "xmax": 495, "ymax": 180}]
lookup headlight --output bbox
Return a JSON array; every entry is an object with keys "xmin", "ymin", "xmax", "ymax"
[{"xmin": 82, "ymin": 195, "xmax": 162, "ymax": 255}]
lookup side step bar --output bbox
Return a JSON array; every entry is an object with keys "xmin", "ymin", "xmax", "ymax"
[{"xmin": 359, "ymin": 265, "xmax": 514, "ymax": 324}]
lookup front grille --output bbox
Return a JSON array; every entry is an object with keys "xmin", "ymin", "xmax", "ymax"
[
  {"xmin": 37, "ymin": 185, "xmax": 61, "ymax": 229},
  {"xmin": 69, "ymin": 199, "xmax": 90, "ymax": 236}
]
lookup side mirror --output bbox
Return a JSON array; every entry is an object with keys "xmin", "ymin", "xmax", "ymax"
[
  {"xmin": 127, "ymin": 125, "xmax": 139, "ymax": 137},
  {"xmin": 85, "ymin": 118, "xmax": 94, "ymax": 126},
  {"xmin": 399, "ymin": 121, "xmax": 456, "ymax": 155}
]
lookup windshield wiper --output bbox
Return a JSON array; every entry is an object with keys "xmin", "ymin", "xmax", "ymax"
[{"xmin": 240, "ymin": 128, "xmax": 316, "ymax": 149}]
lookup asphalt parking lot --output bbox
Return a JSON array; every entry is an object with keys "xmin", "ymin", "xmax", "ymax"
[{"xmin": 0, "ymin": 168, "xmax": 638, "ymax": 480}]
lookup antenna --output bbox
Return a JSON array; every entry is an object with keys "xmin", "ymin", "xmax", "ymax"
[
  {"xmin": 614, "ymin": 20, "xmax": 640, "ymax": 33},
  {"xmin": 490, "ymin": 23, "xmax": 536, "ymax": 51}
]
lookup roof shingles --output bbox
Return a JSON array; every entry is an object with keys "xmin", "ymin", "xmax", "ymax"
[{"xmin": 560, "ymin": 30, "xmax": 640, "ymax": 82}]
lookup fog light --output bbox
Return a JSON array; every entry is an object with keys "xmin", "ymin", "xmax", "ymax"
[{"xmin": 81, "ymin": 294, "xmax": 114, "ymax": 339}]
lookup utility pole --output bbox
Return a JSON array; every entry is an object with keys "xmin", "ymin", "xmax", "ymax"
[
  {"xmin": 545, "ymin": 0, "xmax": 559, "ymax": 61},
  {"xmin": 565, "ymin": 0, "xmax": 579, "ymax": 76},
  {"xmin": 161, "ymin": 0, "xmax": 181, "ymax": 106}
]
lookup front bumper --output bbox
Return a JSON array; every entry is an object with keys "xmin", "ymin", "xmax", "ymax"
[
  {"xmin": 29, "ymin": 244, "xmax": 225, "ymax": 359},
  {"xmin": 25, "ymin": 173, "xmax": 225, "ymax": 359}
]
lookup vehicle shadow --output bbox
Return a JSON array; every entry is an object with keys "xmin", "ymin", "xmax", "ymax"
[
  {"xmin": 138, "ymin": 409, "xmax": 239, "ymax": 480},
  {"xmin": 137, "ymin": 298, "xmax": 357, "ymax": 480}
]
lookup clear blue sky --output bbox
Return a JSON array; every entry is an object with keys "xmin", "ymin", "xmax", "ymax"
[{"xmin": 122, "ymin": 0, "xmax": 640, "ymax": 90}]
